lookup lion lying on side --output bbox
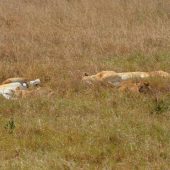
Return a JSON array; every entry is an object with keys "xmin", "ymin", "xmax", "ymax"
[
  {"xmin": 82, "ymin": 70, "xmax": 170, "ymax": 93},
  {"xmin": 82, "ymin": 70, "xmax": 170, "ymax": 87},
  {"xmin": 0, "ymin": 78, "xmax": 42, "ymax": 99}
]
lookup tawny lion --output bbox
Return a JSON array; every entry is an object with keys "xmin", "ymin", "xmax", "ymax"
[
  {"xmin": 82, "ymin": 70, "xmax": 170, "ymax": 87},
  {"xmin": 118, "ymin": 80, "xmax": 150, "ymax": 93},
  {"xmin": 13, "ymin": 87, "xmax": 54, "ymax": 99}
]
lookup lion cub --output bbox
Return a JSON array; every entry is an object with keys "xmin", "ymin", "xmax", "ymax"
[
  {"xmin": 14, "ymin": 87, "xmax": 54, "ymax": 98},
  {"xmin": 118, "ymin": 80, "xmax": 150, "ymax": 94}
]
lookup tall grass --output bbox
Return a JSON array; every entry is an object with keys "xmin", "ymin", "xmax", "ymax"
[{"xmin": 0, "ymin": 0, "xmax": 169, "ymax": 169}]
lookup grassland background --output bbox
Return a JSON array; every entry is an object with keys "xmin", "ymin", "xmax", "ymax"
[{"xmin": 0, "ymin": 0, "xmax": 170, "ymax": 169}]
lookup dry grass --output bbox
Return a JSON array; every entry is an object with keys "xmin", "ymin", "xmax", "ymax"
[{"xmin": 0, "ymin": 0, "xmax": 170, "ymax": 169}]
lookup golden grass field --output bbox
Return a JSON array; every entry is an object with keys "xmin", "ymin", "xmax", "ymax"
[{"xmin": 0, "ymin": 0, "xmax": 170, "ymax": 169}]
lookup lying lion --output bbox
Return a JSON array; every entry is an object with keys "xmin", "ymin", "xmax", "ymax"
[
  {"xmin": 13, "ymin": 87, "xmax": 54, "ymax": 99},
  {"xmin": 2, "ymin": 77, "xmax": 28, "ymax": 84},
  {"xmin": 118, "ymin": 80, "xmax": 150, "ymax": 94},
  {"xmin": 0, "ymin": 77, "xmax": 41, "ymax": 99},
  {"xmin": 82, "ymin": 70, "xmax": 170, "ymax": 87},
  {"xmin": 2, "ymin": 77, "xmax": 41, "ymax": 87}
]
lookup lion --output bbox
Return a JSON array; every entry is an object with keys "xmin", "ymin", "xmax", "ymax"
[
  {"xmin": 82, "ymin": 70, "xmax": 170, "ymax": 87},
  {"xmin": 118, "ymin": 80, "xmax": 151, "ymax": 94},
  {"xmin": 2, "ymin": 77, "xmax": 28, "ymax": 84},
  {"xmin": 1, "ymin": 77, "xmax": 41, "ymax": 88},
  {"xmin": 0, "ymin": 78, "xmax": 41, "ymax": 99},
  {"xmin": 13, "ymin": 87, "xmax": 54, "ymax": 99}
]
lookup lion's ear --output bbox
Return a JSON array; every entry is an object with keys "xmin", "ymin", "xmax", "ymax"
[{"xmin": 84, "ymin": 73, "xmax": 89, "ymax": 76}]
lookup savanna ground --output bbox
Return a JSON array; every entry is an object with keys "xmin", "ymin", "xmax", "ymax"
[{"xmin": 0, "ymin": 0, "xmax": 170, "ymax": 169}]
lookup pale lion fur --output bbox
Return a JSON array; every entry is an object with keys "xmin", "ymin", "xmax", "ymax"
[{"xmin": 82, "ymin": 70, "xmax": 170, "ymax": 86}]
